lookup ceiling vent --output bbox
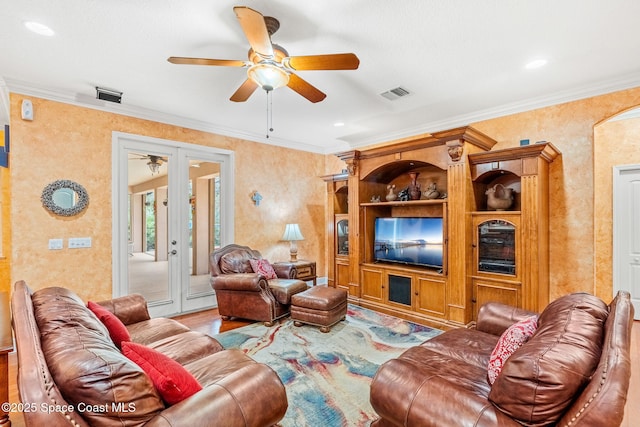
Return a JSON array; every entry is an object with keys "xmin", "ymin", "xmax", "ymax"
[
  {"xmin": 380, "ymin": 86, "xmax": 411, "ymax": 101},
  {"xmin": 96, "ymin": 87, "xmax": 123, "ymax": 103}
]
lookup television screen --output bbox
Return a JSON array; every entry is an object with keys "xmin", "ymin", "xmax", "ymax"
[{"xmin": 374, "ymin": 217, "xmax": 443, "ymax": 268}]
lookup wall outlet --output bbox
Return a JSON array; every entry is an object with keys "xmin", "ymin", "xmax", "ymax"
[
  {"xmin": 48, "ymin": 239, "xmax": 63, "ymax": 250},
  {"xmin": 69, "ymin": 237, "xmax": 92, "ymax": 248}
]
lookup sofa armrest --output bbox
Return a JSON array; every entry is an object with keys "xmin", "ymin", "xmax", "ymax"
[
  {"xmin": 476, "ymin": 302, "xmax": 538, "ymax": 336},
  {"xmin": 211, "ymin": 273, "xmax": 268, "ymax": 292},
  {"xmin": 145, "ymin": 363, "xmax": 287, "ymax": 427},
  {"xmin": 97, "ymin": 293, "xmax": 150, "ymax": 325}
]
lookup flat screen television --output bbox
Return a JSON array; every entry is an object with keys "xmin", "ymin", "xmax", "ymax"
[{"xmin": 374, "ymin": 217, "xmax": 444, "ymax": 269}]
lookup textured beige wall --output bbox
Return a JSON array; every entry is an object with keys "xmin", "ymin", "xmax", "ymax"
[
  {"xmin": 8, "ymin": 94, "xmax": 327, "ymax": 301},
  {"xmin": 594, "ymin": 114, "xmax": 640, "ymax": 295},
  {"xmin": 472, "ymin": 87, "xmax": 640, "ymax": 301},
  {"xmin": 8, "ymin": 86, "xmax": 640, "ymax": 302}
]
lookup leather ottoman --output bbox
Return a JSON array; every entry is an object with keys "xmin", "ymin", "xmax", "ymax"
[{"xmin": 291, "ymin": 286, "xmax": 348, "ymax": 332}]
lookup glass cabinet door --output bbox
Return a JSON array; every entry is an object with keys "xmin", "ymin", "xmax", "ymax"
[
  {"xmin": 477, "ymin": 219, "xmax": 516, "ymax": 275},
  {"xmin": 336, "ymin": 217, "xmax": 349, "ymax": 255}
]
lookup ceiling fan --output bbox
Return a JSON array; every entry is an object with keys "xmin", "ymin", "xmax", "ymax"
[{"xmin": 167, "ymin": 6, "xmax": 360, "ymax": 103}]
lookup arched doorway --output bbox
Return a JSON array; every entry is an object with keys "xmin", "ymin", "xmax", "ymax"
[{"xmin": 594, "ymin": 106, "xmax": 640, "ymax": 319}]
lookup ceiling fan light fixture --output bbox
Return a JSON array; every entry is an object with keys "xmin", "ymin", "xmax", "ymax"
[
  {"xmin": 147, "ymin": 159, "xmax": 162, "ymax": 175},
  {"xmin": 248, "ymin": 62, "xmax": 289, "ymax": 91}
]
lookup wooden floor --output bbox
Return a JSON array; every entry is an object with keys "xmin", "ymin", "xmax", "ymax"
[{"xmin": 6, "ymin": 312, "xmax": 639, "ymax": 426}]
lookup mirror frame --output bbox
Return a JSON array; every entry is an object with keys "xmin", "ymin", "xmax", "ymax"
[{"xmin": 41, "ymin": 179, "xmax": 90, "ymax": 216}]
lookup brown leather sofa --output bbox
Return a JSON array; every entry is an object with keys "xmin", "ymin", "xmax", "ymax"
[
  {"xmin": 210, "ymin": 244, "xmax": 308, "ymax": 325},
  {"xmin": 370, "ymin": 291, "xmax": 634, "ymax": 427},
  {"xmin": 11, "ymin": 280, "xmax": 288, "ymax": 427}
]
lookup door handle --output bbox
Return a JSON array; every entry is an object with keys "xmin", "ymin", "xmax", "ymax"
[{"xmin": 169, "ymin": 249, "xmax": 177, "ymax": 255}]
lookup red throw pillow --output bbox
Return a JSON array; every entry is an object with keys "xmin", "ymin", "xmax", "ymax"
[
  {"xmin": 121, "ymin": 342, "xmax": 202, "ymax": 405},
  {"xmin": 249, "ymin": 258, "xmax": 278, "ymax": 280},
  {"xmin": 87, "ymin": 301, "xmax": 131, "ymax": 348},
  {"xmin": 487, "ymin": 315, "xmax": 538, "ymax": 384}
]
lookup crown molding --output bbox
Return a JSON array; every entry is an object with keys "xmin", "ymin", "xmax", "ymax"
[
  {"xmin": 0, "ymin": 78, "xmax": 329, "ymax": 154},
  {"xmin": 3, "ymin": 73, "xmax": 640, "ymax": 156},
  {"xmin": 340, "ymin": 72, "xmax": 640, "ymax": 151}
]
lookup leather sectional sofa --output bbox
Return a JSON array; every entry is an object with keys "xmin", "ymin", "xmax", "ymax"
[
  {"xmin": 11, "ymin": 280, "xmax": 287, "ymax": 427},
  {"xmin": 369, "ymin": 291, "xmax": 634, "ymax": 426}
]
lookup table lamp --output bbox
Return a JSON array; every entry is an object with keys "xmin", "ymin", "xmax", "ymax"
[{"xmin": 282, "ymin": 223, "xmax": 304, "ymax": 261}]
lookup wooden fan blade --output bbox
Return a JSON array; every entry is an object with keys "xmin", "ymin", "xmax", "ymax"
[
  {"xmin": 287, "ymin": 73, "xmax": 326, "ymax": 103},
  {"xmin": 168, "ymin": 57, "xmax": 247, "ymax": 67},
  {"xmin": 233, "ymin": 6, "xmax": 274, "ymax": 58},
  {"xmin": 283, "ymin": 53, "xmax": 360, "ymax": 71},
  {"xmin": 230, "ymin": 79, "xmax": 259, "ymax": 102}
]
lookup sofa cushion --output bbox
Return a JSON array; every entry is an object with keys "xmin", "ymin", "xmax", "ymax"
[
  {"xmin": 419, "ymin": 327, "xmax": 498, "ymax": 370},
  {"xmin": 87, "ymin": 300, "xmax": 131, "ymax": 348},
  {"xmin": 249, "ymin": 258, "xmax": 278, "ymax": 279},
  {"xmin": 122, "ymin": 342, "xmax": 202, "ymax": 405},
  {"xmin": 146, "ymin": 330, "xmax": 224, "ymax": 365},
  {"xmin": 220, "ymin": 249, "xmax": 254, "ymax": 274},
  {"xmin": 32, "ymin": 287, "xmax": 165, "ymax": 426},
  {"xmin": 127, "ymin": 317, "xmax": 191, "ymax": 346},
  {"xmin": 489, "ymin": 292, "xmax": 608, "ymax": 425},
  {"xmin": 487, "ymin": 315, "xmax": 537, "ymax": 384}
]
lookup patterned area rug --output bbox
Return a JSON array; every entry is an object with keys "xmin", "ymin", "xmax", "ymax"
[{"xmin": 214, "ymin": 304, "xmax": 442, "ymax": 427}]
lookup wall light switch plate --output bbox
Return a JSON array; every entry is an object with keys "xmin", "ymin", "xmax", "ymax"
[
  {"xmin": 21, "ymin": 99, "xmax": 34, "ymax": 121},
  {"xmin": 69, "ymin": 237, "xmax": 92, "ymax": 248},
  {"xmin": 48, "ymin": 238, "xmax": 63, "ymax": 250}
]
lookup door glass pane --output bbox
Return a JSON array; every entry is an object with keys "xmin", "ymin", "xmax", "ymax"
[
  {"xmin": 188, "ymin": 160, "xmax": 220, "ymax": 297},
  {"xmin": 127, "ymin": 152, "xmax": 170, "ymax": 304},
  {"xmin": 478, "ymin": 220, "xmax": 516, "ymax": 275}
]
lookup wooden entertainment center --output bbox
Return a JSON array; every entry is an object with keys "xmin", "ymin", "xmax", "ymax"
[{"xmin": 322, "ymin": 126, "xmax": 560, "ymax": 329}]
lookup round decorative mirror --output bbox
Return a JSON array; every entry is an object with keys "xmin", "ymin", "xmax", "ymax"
[{"xmin": 41, "ymin": 180, "xmax": 90, "ymax": 216}]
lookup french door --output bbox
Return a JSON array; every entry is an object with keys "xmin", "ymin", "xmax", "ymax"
[
  {"xmin": 112, "ymin": 132, "xmax": 235, "ymax": 317},
  {"xmin": 613, "ymin": 164, "xmax": 640, "ymax": 320}
]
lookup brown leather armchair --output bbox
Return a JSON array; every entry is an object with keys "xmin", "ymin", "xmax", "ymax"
[{"xmin": 210, "ymin": 244, "xmax": 308, "ymax": 326}]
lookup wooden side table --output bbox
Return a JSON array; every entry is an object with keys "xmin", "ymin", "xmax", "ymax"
[
  {"xmin": 274, "ymin": 260, "xmax": 317, "ymax": 286},
  {"xmin": 0, "ymin": 292, "xmax": 13, "ymax": 426}
]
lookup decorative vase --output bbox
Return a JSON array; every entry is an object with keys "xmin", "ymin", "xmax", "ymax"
[
  {"xmin": 486, "ymin": 183, "xmax": 515, "ymax": 210},
  {"xmin": 408, "ymin": 172, "xmax": 421, "ymax": 200},
  {"xmin": 424, "ymin": 182, "xmax": 440, "ymax": 199},
  {"xmin": 385, "ymin": 184, "xmax": 397, "ymax": 201}
]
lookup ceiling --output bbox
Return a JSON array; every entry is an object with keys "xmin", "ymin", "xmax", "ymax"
[{"xmin": 2, "ymin": 0, "xmax": 640, "ymax": 154}]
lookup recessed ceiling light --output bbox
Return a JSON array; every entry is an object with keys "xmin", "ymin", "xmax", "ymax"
[
  {"xmin": 525, "ymin": 59, "xmax": 547, "ymax": 70},
  {"xmin": 334, "ymin": 122, "xmax": 345, "ymax": 127},
  {"xmin": 24, "ymin": 21, "xmax": 55, "ymax": 37}
]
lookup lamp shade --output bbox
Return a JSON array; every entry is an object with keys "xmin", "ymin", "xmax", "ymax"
[{"xmin": 282, "ymin": 223, "xmax": 304, "ymax": 241}]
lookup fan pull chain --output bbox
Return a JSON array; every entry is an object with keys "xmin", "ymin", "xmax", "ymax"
[{"xmin": 266, "ymin": 90, "xmax": 274, "ymax": 139}]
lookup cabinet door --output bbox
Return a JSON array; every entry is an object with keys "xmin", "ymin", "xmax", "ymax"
[
  {"xmin": 415, "ymin": 276, "xmax": 446, "ymax": 318},
  {"xmin": 472, "ymin": 214, "xmax": 521, "ymax": 280},
  {"xmin": 336, "ymin": 259, "xmax": 350, "ymax": 293},
  {"xmin": 361, "ymin": 267, "xmax": 384, "ymax": 302},
  {"xmin": 385, "ymin": 272, "xmax": 413, "ymax": 309},
  {"xmin": 335, "ymin": 216, "xmax": 349, "ymax": 256},
  {"xmin": 473, "ymin": 277, "xmax": 521, "ymax": 316}
]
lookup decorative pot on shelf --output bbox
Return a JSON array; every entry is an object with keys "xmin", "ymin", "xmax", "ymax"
[
  {"xmin": 407, "ymin": 172, "xmax": 421, "ymax": 200},
  {"xmin": 385, "ymin": 184, "xmax": 397, "ymax": 201},
  {"xmin": 486, "ymin": 183, "xmax": 514, "ymax": 210},
  {"xmin": 424, "ymin": 182, "xmax": 440, "ymax": 199}
]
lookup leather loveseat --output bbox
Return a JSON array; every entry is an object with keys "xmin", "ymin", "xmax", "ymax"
[
  {"xmin": 11, "ymin": 280, "xmax": 288, "ymax": 427},
  {"xmin": 370, "ymin": 291, "xmax": 634, "ymax": 427}
]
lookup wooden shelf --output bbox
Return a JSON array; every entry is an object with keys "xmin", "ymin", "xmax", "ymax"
[{"xmin": 360, "ymin": 199, "xmax": 447, "ymax": 207}]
